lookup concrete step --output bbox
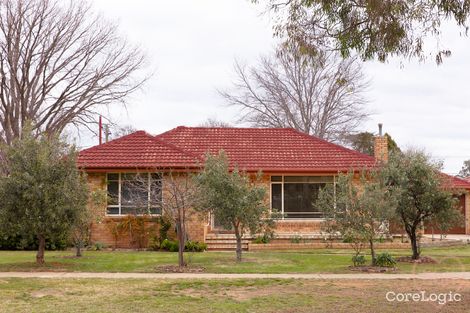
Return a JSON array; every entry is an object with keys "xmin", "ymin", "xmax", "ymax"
[
  {"xmin": 205, "ymin": 239, "xmax": 251, "ymax": 244},
  {"xmin": 206, "ymin": 243, "xmax": 249, "ymax": 251}
]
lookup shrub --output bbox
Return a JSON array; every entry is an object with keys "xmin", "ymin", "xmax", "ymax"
[
  {"xmin": 253, "ymin": 231, "xmax": 274, "ymax": 244},
  {"xmin": 91, "ymin": 242, "xmax": 106, "ymax": 251},
  {"xmin": 185, "ymin": 240, "xmax": 207, "ymax": 252},
  {"xmin": 160, "ymin": 239, "xmax": 179, "ymax": 252},
  {"xmin": 0, "ymin": 234, "xmax": 68, "ymax": 251},
  {"xmin": 375, "ymin": 252, "xmax": 397, "ymax": 267},
  {"xmin": 290, "ymin": 235, "xmax": 302, "ymax": 244},
  {"xmin": 351, "ymin": 254, "xmax": 366, "ymax": 267}
]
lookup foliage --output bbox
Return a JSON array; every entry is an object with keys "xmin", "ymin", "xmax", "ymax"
[
  {"xmin": 220, "ymin": 46, "xmax": 369, "ymax": 142},
  {"xmin": 351, "ymin": 254, "xmax": 366, "ymax": 267},
  {"xmin": 159, "ymin": 239, "xmax": 207, "ymax": 252},
  {"xmin": 345, "ymin": 132, "xmax": 400, "ymax": 156},
  {"xmin": 89, "ymin": 242, "xmax": 107, "ymax": 251},
  {"xmin": 161, "ymin": 239, "xmax": 179, "ymax": 252},
  {"xmin": 0, "ymin": 234, "xmax": 68, "ymax": 251},
  {"xmin": 290, "ymin": 235, "xmax": 302, "ymax": 244},
  {"xmin": 253, "ymin": 232, "xmax": 274, "ymax": 244},
  {"xmin": 158, "ymin": 216, "xmax": 173, "ymax": 245},
  {"xmin": 71, "ymin": 190, "xmax": 106, "ymax": 257},
  {"xmin": 0, "ymin": 130, "xmax": 88, "ymax": 264},
  {"xmin": 382, "ymin": 150, "xmax": 462, "ymax": 260},
  {"xmin": 458, "ymin": 160, "xmax": 470, "ymax": 178},
  {"xmin": 375, "ymin": 252, "xmax": 397, "ymax": 268},
  {"xmin": 258, "ymin": 0, "xmax": 470, "ymax": 63},
  {"xmin": 318, "ymin": 170, "xmax": 396, "ymax": 265},
  {"xmin": 184, "ymin": 241, "xmax": 208, "ymax": 252},
  {"xmin": 194, "ymin": 151, "xmax": 273, "ymax": 262}
]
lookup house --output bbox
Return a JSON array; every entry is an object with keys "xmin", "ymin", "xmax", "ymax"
[{"xmin": 77, "ymin": 126, "xmax": 470, "ymax": 249}]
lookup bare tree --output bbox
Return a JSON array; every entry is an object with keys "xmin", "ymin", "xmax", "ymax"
[
  {"xmin": 0, "ymin": 0, "xmax": 148, "ymax": 145},
  {"xmin": 163, "ymin": 172, "xmax": 199, "ymax": 268},
  {"xmin": 198, "ymin": 118, "xmax": 232, "ymax": 128},
  {"xmin": 220, "ymin": 47, "xmax": 369, "ymax": 142},
  {"xmin": 114, "ymin": 171, "xmax": 199, "ymax": 267}
]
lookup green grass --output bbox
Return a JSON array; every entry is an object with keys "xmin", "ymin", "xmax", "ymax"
[
  {"xmin": 1, "ymin": 245, "xmax": 470, "ymax": 273},
  {"xmin": 1, "ymin": 278, "xmax": 470, "ymax": 312}
]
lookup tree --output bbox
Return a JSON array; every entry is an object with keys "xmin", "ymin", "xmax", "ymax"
[
  {"xmin": 163, "ymin": 172, "xmax": 200, "ymax": 268},
  {"xmin": 195, "ymin": 151, "xmax": 271, "ymax": 262},
  {"xmin": 0, "ymin": 131, "xmax": 88, "ymax": 264},
  {"xmin": 317, "ymin": 170, "xmax": 396, "ymax": 265},
  {"xmin": 220, "ymin": 46, "xmax": 369, "ymax": 141},
  {"xmin": 71, "ymin": 190, "xmax": 106, "ymax": 257},
  {"xmin": 0, "ymin": 0, "xmax": 147, "ymax": 145},
  {"xmin": 198, "ymin": 118, "xmax": 232, "ymax": 128},
  {"xmin": 257, "ymin": 0, "xmax": 470, "ymax": 64},
  {"xmin": 382, "ymin": 150, "xmax": 461, "ymax": 259},
  {"xmin": 345, "ymin": 132, "xmax": 401, "ymax": 156},
  {"xmin": 458, "ymin": 160, "xmax": 470, "ymax": 178}
]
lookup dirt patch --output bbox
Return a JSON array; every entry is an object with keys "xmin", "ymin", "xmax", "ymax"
[
  {"xmin": 396, "ymin": 256, "xmax": 437, "ymax": 264},
  {"xmin": 176, "ymin": 283, "xmax": 300, "ymax": 301},
  {"xmin": 30, "ymin": 289, "xmax": 64, "ymax": 298},
  {"xmin": 155, "ymin": 265, "xmax": 205, "ymax": 273},
  {"xmin": 348, "ymin": 266, "xmax": 397, "ymax": 273}
]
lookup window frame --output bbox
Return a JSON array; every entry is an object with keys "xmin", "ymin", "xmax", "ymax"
[
  {"xmin": 270, "ymin": 175, "xmax": 336, "ymax": 220},
  {"xmin": 106, "ymin": 172, "xmax": 163, "ymax": 216}
]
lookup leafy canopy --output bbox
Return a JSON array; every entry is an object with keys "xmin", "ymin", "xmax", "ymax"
[
  {"xmin": 195, "ymin": 151, "xmax": 269, "ymax": 233},
  {"xmin": 0, "ymin": 131, "xmax": 88, "ymax": 246},
  {"xmin": 258, "ymin": 0, "xmax": 470, "ymax": 63}
]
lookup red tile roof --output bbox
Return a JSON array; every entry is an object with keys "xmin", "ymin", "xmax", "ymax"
[
  {"xmin": 78, "ymin": 126, "xmax": 376, "ymax": 171},
  {"xmin": 77, "ymin": 131, "xmax": 200, "ymax": 169},
  {"xmin": 441, "ymin": 173, "xmax": 470, "ymax": 190},
  {"xmin": 155, "ymin": 126, "xmax": 377, "ymax": 172}
]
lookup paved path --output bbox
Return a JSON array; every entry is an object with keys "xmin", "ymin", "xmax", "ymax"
[{"xmin": 1, "ymin": 272, "xmax": 470, "ymax": 280}]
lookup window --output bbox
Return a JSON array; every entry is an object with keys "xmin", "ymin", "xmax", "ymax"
[
  {"xmin": 270, "ymin": 175, "xmax": 334, "ymax": 219},
  {"xmin": 106, "ymin": 173, "xmax": 162, "ymax": 215}
]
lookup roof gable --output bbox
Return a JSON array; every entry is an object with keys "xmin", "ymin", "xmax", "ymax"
[{"xmin": 77, "ymin": 131, "xmax": 199, "ymax": 169}]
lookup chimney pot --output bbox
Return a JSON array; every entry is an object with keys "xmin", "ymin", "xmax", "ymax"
[{"xmin": 378, "ymin": 123, "xmax": 383, "ymax": 136}]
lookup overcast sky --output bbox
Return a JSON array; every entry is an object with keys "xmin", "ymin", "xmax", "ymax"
[{"xmin": 86, "ymin": 0, "xmax": 470, "ymax": 175}]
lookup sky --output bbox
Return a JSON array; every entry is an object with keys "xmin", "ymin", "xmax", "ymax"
[{"xmin": 85, "ymin": 0, "xmax": 470, "ymax": 175}]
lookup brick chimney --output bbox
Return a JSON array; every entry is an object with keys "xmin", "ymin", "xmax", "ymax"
[{"xmin": 374, "ymin": 123, "xmax": 388, "ymax": 163}]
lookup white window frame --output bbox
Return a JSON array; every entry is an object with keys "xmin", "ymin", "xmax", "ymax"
[
  {"xmin": 106, "ymin": 172, "xmax": 162, "ymax": 216},
  {"xmin": 270, "ymin": 175, "xmax": 336, "ymax": 220}
]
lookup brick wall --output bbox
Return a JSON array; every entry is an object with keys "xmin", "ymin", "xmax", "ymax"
[
  {"xmin": 86, "ymin": 172, "xmax": 208, "ymax": 248},
  {"xmin": 374, "ymin": 135, "xmax": 388, "ymax": 163}
]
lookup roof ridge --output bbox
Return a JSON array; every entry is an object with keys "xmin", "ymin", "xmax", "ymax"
[{"xmin": 79, "ymin": 130, "xmax": 152, "ymax": 153}]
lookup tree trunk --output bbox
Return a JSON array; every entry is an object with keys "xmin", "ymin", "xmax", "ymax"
[
  {"xmin": 36, "ymin": 235, "xmax": 46, "ymax": 265},
  {"xmin": 407, "ymin": 228, "xmax": 420, "ymax": 260},
  {"xmin": 369, "ymin": 239, "xmax": 376, "ymax": 266},
  {"xmin": 75, "ymin": 242, "xmax": 82, "ymax": 257},
  {"xmin": 176, "ymin": 220, "xmax": 185, "ymax": 268},
  {"xmin": 234, "ymin": 224, "xmax": 242, "ymax": 262}
]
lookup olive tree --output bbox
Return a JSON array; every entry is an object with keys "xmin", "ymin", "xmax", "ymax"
[
  {"xmin": 195, "ymin": 151, "xmax": 271, "ymax": 262},
  {"xmin": 317, "ymin": 170, "xmax": 396, "ymax": 265},
  {"xmin": 382, "ymin": 150, "xmax": 461, "ymax": 259},
  {"xmin": 0, "ymin": 131, "xmax": 88, "ymax": 264}
]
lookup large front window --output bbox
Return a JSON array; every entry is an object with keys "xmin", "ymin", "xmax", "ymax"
[
  {"xmin": 106, "ymin": 173, "xmax": 162, "ymax": 215},
  {"xmin": 271, "ymin": 175, "xmax": 334, "ymax": 219}
]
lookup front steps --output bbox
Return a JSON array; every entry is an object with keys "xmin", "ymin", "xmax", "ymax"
[
  {"xmin": 205, "ymin": 233, "xmax": 251, "ymax": 251},
  {"xmin": 205, "ymin": 232, "xmax": 326, "ymax": 251}
]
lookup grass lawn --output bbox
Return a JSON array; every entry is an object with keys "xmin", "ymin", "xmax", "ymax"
[
  {"xmin": 1, "ymin": 278, "xmax": 470, "ymax": 312},
  {"xmin": 1, "ymin": 245, "xmax": 470, "ymax": 273}
]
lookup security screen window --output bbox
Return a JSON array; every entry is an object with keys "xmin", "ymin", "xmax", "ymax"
[
  {"xmin": 270, "ymin": 176, "xmax": 334, "ymax": 219},
  {"xmin": 106, "ymin": 173, "xmax": 162, "ymax": 215}
]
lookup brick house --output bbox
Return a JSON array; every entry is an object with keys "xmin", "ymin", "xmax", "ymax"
[{"xmin": 77, "ymin": 126, "xmax": 470, "ymax": 248}]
